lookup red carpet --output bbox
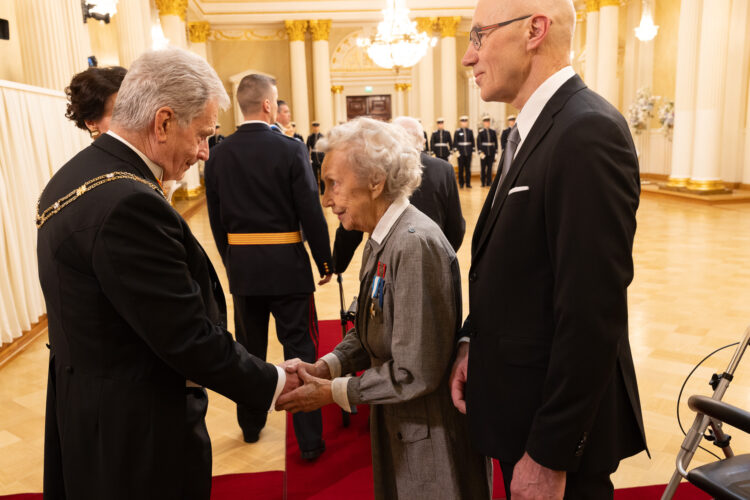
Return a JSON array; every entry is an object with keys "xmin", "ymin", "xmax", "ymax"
[{"xmin": 0, "ymin": 319, "xmax": 711, "ymax": 500}]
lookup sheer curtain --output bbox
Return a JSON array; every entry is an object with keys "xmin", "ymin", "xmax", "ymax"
[{"xmin": 0, "ymin": 80, "xmax": 89, "ymax": 346}]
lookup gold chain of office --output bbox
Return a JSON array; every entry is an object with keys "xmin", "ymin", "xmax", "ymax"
[{"xmin": 36, "ymin": 172, "xmax": 165, "ymax": 229}]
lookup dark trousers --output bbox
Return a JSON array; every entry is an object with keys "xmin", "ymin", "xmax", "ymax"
[
  {"xmin": 184, "ymin": 388, "xmax": 212, "ymax": 499},
  {"xmin": 233, "ymin": 293, "xmax": 323, "ymax": 452},
  {"xmin": 312, "ymin": 162, "xmax": 324, "ymax": 194},
  {"xmin": 458, "ymin": 154, "xmax": 472, "ymax": 187},
  {"xmin": 480, "ymin": 155, "xmax": 495, "ymax": 186},
  {"xmin": 499, "ymin": 461, "xmax": 616, "ymax": 500}
]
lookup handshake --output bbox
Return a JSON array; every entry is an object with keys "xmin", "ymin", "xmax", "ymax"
[{"xmin": 276, "ymin": 358, "xmax": 335, "ymax": 413}]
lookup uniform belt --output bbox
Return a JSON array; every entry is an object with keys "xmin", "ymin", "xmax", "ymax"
[
  {"xmin": 227, "ymin": 231, "xmax": 302, "ymax": 245},
  {"xmin": 458, "ymin": 142, "xmax": 472, "ymax": 146},
  {"xmin": 434, "ymin": 143, "xmax": 449, "ymax": 147},
  {"xmin": 481, "ymin": 142, "xmax": 496, "ymax": 146}
]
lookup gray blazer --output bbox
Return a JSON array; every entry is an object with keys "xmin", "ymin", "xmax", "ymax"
[{"xmin": 333, "ymin": 205, "xmax": 491, "ymax": 499}]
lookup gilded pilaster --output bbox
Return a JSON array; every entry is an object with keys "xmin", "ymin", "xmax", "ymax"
[
  {"xmin": 188, "ymin": 22, "xmax": 211, "ymax": 44},
  {"xmin": 155, "ymin": 0, "xmax": 188, "ymax": 20},
  {"xmin": 437, "ymin": 17, "xmax": 461, "ymax": 38},
  {"xmin": 309, "ymin": 20, "xmax": 331, "ymax": 42},
  {"xmin": 285, "ymin": 20, "xmax": 308, "ymax": 42}
]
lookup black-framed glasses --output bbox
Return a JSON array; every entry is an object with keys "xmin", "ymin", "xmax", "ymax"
[{"xmin": 469, "ymin": 14, "xmax": 532, "ymax": 50}]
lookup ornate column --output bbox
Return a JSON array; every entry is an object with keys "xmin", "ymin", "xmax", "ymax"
[
  {"xmin": 116, "ymin": 0, "xmax": 152, "ymax": 67},
  {"xmin": 285, "ymin": 21, "xmax": 311, "ymax": 138},
  {"xmin": 688, "ymin": 0, "xmax": 732, "ymax": 192},
  {"xmin": 16, "ymin": 0, "xmax": 90, "ymax": 90},
  {"xmin": 438, "ymin": 17, "xmax": 460, "ymax": 134},
  {"xmin": 596, "ymin": 0, "xmax": 619, "ymax": 105},
  {"xmin": 667, "ymin": 0, "xmax": 703, "ymax": 187},
  {"xmin": 745, "ymin": 72, "xmax": 750, "ymax": 185},
  {"xmin": 156, "ymin": 0, "xmax": 188, "ymax": 48},
  {"xmin": 309, "ymin": 20, "xmax": 334, "ymax": 135},
  {"xmin": 584, "ymin": 0, "xmax": 599, "ymax": 90},
  {"xmin": 415, "ymin": 17, "xmax": 436, "ymax": 133},
  {"xmin": 188, "ymin": 21, "xmax": 211, "ymax": 61},
  {"xmin": 393, "ymin": 83, "xmax": 411, "ymax": 117},
  {"xmin": 331, "ymin": 85, "xmax": 346, "ymax": 125}
]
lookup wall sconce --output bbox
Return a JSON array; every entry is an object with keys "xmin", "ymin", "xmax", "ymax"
[
  {"xmin": 81, "ymin": 0, "xmax": 118, "ymax": 24},
  {"xmin": 634, "ymin": 0, "xmax": 659, "ymax": 41}
]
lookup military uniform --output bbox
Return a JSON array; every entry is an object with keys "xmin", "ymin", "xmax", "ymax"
[
  {"xmin": 453, "ymin": 125, "xmax": 475, "ymax": 188},
  {"xmin": 477, "ymin": 126, "xmax": 498, "ymax": 186},
  {"xmin": 430, "ymin": 129, "xmax": 453, "ymax": 161},
  {"xmin": 306, "ymin": 131, "xmax": 325, "ymax": 194}
]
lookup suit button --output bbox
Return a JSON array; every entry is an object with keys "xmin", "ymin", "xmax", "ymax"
[
  {"xmin": 396, "ymin": 432, "xmax": 403, "ymax": 441},
  {"xmin": 469, "ymin": 272, "xmax": 477, "ymax": 282}
]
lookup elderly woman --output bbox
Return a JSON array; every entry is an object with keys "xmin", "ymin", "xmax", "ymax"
[{"xmin": 277, "ymin": 117, "xmax": 491, "ymax": 499}]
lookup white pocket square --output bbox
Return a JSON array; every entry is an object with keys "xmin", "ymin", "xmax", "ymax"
[{"xmin": 508, "ymin": 186, "xmax": 529, "ymax": 195}]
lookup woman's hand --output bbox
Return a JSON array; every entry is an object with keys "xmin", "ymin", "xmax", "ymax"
[
  {"xmin": 282, "ymin": 358, "xmax": 332, "ymax": 380},
  {"xmin": 275, "ymin": 367, "xmax": 334, "ymax": 413}
]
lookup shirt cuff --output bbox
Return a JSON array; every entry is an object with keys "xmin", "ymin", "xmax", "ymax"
[
  {"xmin": 331, "ymin": 376, "xmax": 353, "ymax": 412},
  {"xmin": 458, "ymin": 336, "xmax": 471, "ymax": 344},
  {"xmin": 270, "ymin": 365, "xmax": 286, "ymax": 412},
  {"xmin": 321, "ymin": 352, "xmax": 342, "ymax": 378}
]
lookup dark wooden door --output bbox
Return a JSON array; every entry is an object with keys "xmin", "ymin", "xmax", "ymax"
[{"xmin": 346, "ymin": 95, "xmax": 392, "ymax": 122}]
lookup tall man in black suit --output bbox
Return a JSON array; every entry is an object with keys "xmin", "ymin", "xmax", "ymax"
[
  {"xmin": 205, "ymin": 74, "xmax": 333, "ymax": 461},
  {"xmin": 450, "ymin": 1, "xmax": 647, "ymax": 499},
  {"xmin": 477, "ymin": 116, "xmax": 499, "ymax": 186},
  {"xmin": 500, "ymin": 115, "xmax": 517, "ymax": 150},
  {"xmin": 430, "ymin": 118, "xmax": 453, "ymax": 161},
  {"xmin": 331, "ymin": 115, "xmax": 465, "ymax": 273},
  {"xmin": 37, "ymin": 48, "xmax": 295, "ymax": 500},
  {"xmin": 307, "ymin": 121, "xmax": 325, "ymax": 194},
  {"xmin": 454, "ymin": 115, "xmax": 475, "ymax": 188}
]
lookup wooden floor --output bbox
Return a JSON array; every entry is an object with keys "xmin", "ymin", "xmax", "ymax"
[{"xmin": 2, "ymin": 183, "xmax": 750, "ymax": 495}]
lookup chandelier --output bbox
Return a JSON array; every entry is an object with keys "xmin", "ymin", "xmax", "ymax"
[
  {"xmin": 634, "ymin": 0, "xmax": 659, "ymax": 41},
  {"xmin": 356, "ymin": 0, "xmax": 436, "ymax": 72}
]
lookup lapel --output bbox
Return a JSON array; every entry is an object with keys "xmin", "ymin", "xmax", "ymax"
[
  {"xmin": 93, "ymin": 134, "xmax": 161, "ymax": 187},
  {"xmin": 471, "ymin": 75, "xmax": 587, "ymax": 262}
]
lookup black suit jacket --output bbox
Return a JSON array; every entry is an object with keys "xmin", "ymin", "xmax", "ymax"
[
  {"xmin": 306, "ymin": 132, "xmax": 325, "ymax": 166},
  {"xmin": 205, "ymin": 122, "xmax": 332, "ymax": 296},
  {"xmin": 453, "ymin": 128, "xmax": 475, "ymax": 156},
  {"xmin": 463, "ymin": 75, "xmax": 647, "ymax": 473},
  {"xmin": 37, "ymin": 134, "xmax": 279, "ymax": 499},
  {"xmin": 332, "ymin": 152, "xmax": 465, "ymax": 273},
  {"xmin": 477, "ymin": 128, "xmax": 498, "ymax": 158}
]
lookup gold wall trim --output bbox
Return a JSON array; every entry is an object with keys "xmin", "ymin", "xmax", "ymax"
[
  {"xmin": 188, "ymin": 21, "xmax": 211, "ymax": 43},
  {"xmin": 284, "ymin": 20, "xmax": 308, "ymax": 41},
  {"xmin": 438, "ymin": 17, "xmax": 462, "ymax": 38},
  {"xmin": 331, "ymin": 85, "xmax": 344, "ymax": 93},
  {"xmin": 209, "ymin": 28, "xmax": 286, "ymax": 41},
  {"xmin": 666, "ymin": 177, "xmax": 689, "ymax": 188},
  {"xmin": 415, "ymin": 17, "xmax": 437, "ymax": 34},
  {"xmin": 172, "ymin": 185, "xmax": 206, "ymax": 200},
  {"xmin": 156, "ymin": 0, "xmax": 188, "ymax": 20},
  {"xmin": 686, "ymin": 179, "xmax": 729, "ymax": 193},
  {"xmin": 309, "ymin": 20, "xmax": 332, "ymax": 41},
  {"xmin": 395, "ymin": 83, "xmax": 412, "ymax": 91},
  {"xmin": 599, "ymin": 0, "xmax": 622, "ymax": 7},
  {"xmin": 585, "ymin": 0, "xmax": 600, "ymax": 12}
]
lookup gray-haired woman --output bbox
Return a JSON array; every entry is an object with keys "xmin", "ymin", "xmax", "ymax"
[{"xmin": 277, "ymin": 117, "xmax": 491, "ymax": 499}]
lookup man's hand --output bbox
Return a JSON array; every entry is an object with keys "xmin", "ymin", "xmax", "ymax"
[
  {"xmin": 275, "ymin": 367, "xmax": 333, "ymax": 413},
  {"xmin": 449, "ymin": 342, "xmax": 469, "ymax": 414},
  {"xmin": 318, "ymin": 273, "xmax": 333, "ymax": 285},
  {"xmin": 282, "ymin": 358, "xmax": 331, "ymax": 379},
  {"xmin": 510, "ymin": 452, "xmax": 566, "ymax": 500},
  {"xmin": 281, "ymin": 368, "xmax": 301, "ymax": 396}
]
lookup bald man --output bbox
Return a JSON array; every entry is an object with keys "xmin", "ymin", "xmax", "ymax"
[{"xmin": 449, "ymin": 1, "xmax": 647, "ymax": 498}]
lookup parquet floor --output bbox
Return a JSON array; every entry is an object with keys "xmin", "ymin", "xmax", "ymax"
[{"xmin": 1, "ymin": 184, "xmax": 750, "ymax": 495}]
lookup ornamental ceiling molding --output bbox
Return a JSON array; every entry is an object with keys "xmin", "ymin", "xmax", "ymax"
[{"xmin": 208, "ymin": 27, "xmax": 286, "ymax": 41}]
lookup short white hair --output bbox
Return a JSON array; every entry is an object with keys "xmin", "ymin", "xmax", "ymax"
[
  {"xmin": 112, "ymin": 48, "xmax": 230, "ymax": 131},
  {"xmin": 392, "ymin": 116, "xmax": 425, "ymax": 151},
  {"xmin": 318, "ymin": 117, "xmax": 422, "ymax": 202}
]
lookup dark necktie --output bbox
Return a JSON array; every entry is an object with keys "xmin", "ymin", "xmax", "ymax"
[{"xmin": 492, "ymin": 125, "xmax": 520, "ymax": 207}]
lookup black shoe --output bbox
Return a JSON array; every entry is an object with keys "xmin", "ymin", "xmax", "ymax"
[
  {"xmin": 467, "ymin": 185, "xmax": 472, "ymax": 188},
  {"xmin": 242, "ymin": 430, "xmax": 261, "ymax": 443},
  {"xmin": 301, "ymin": 441, "xmax": 326, "ymax": 461}
]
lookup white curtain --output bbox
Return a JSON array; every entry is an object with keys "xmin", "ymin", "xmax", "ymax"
[{"xmin": 0, "ymin": 80, "xmax": 90, "ymax": 346}]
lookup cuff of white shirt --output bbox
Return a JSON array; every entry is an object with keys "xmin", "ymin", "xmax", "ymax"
[
  {"xmin": 270, "ymin": 366, "xmax": 286, "ymax": 412},
  {"xmin": 321, "ymin": 352, "xmax": 342, "ymax": 378},
  {"xmin": 331, "ymin": 376, "xmax": 353, "ymax": 412},
  {"xmin": 458, "ymin": 336, "xmax": 471, "ymax": 344}
]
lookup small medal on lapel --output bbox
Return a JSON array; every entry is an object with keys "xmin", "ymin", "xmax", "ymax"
[{"xmin": 370, "ymin": 261, "xmax": 387, "ymax": 316}]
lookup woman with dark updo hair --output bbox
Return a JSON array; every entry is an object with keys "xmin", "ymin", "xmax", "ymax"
[{"xmin": 65, "ymin": 66, "xmax": 126, "ymax": 138}]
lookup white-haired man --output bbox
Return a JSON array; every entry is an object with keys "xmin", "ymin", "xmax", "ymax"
[
  {"xmin": 450, "ymin": 0, "xmax": 647, "ymax": 498},
  {"xmin": 37, "ymin": 48, "xmax": 296, "ymax": 499}
]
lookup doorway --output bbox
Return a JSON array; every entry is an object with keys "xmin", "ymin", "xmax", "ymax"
[{"xmin": 346, "ymin": 95, "xmax": 392, "ymax": 122}]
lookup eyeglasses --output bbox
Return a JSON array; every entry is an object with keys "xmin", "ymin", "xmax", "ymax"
[{"xmin": 469, "ymin": 14, "xmax": 532, "ymax": 50}]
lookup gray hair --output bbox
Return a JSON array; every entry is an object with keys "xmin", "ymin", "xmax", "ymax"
[
  {"xmin": 392, "ymin": 116, "xmax": 425, "ymax": 151},
  {"xmin": 111, "ymin": 48, "xmax": 230, "ymax": 131},
  {"xmin": 237, "ymin": 74, "xmax": 276, "ymax": 115},
  {"xmin": 318, "ymin": 117, "xmax": 422, "ymax": 202}
]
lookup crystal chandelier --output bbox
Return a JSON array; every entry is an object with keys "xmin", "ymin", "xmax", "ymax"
[
  {"xmin": 634, "ymin": 0, "xmax": 659, "ymax": 41},
  {"xmin": 356, "ymin": 0, "xmax": 437, "ymax": 72}
]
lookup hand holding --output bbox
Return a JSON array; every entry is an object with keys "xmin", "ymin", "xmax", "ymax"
[
  {"xmin": 510, "ymin": 452, "xmax": 566, "ymax": 500},
  {"xmin": 449, "ymin": 342, "xmax": 469, "ymax": 414},
  {"xmin": 275, "ymin": 367, "xmax": 334, "ymax": 413},
  {"xmin": 281, "ymin": 368, "xmax": 301, "ymax": 396},
  {"xmin": 282, "ymin": 358, "xmax": 331, "ymax": 379},
  {"xmin": 319, "ymin": 273, "xmax": 333, "ymax": 285}
]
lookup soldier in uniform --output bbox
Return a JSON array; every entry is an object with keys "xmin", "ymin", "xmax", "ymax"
[
  {"xmin": 453, "ymin": 115, "xmax": 475, "ymax": 188},
  {"xmin": 430, "ymin": 117, "xmax": 452, "ymax": 161},
  {"xmin": 477, "ymin": 116, "xmax": 498, "ymax": 186},
  {"xmin": 208, "ymin": 124, "xmax": 225, "ymax": 149},
  {"xmin": 290, "ymin": 122, "xmax": 304, "ymax": 142},
  {"xmin": 307, "ymin": 121, "xmax": 325, "ymax": 194},
  {"xmin": 205, "ymin": 74, "xmax": 333, "ymax": 461},
  {"xmin": 500, "ymin": 115, "xmax": 516, "ymax": 150}
]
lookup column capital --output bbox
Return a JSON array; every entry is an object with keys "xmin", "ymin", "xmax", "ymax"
[
  {"xmin": 155, "ymin": 0, "xmax": 188, "ymax": 20},
  {"xmin": 599, "ymin": 0, "xmax": 623, "ymax": 7},
  {"xmin": 415, "ymin": 17, "xmax": 437, "ymax": 34},
  {"xmin": 285, "ymin": 20, "xmax": 309, "ymax": 42},
  {"xmin": 437, "ymin": 17, "xmax": 461, "ymax": 38},
  {"xmin": 585, "ymin": 0, "xmax": 600, "ymax": 12},
  {"xmin": 331, "ymin": 85, "xmax": 344, "ymax": 94},
  {"xmin": 309, "ymin": 20, "xmax": 332, "ymax": 41},
  {"xmin": 188, "ymin": 21, "xmax": 211, "ymax": 43},
  {"xmin": 395, "ymin": 83, "xmax": 412, "ymax": 92}
]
